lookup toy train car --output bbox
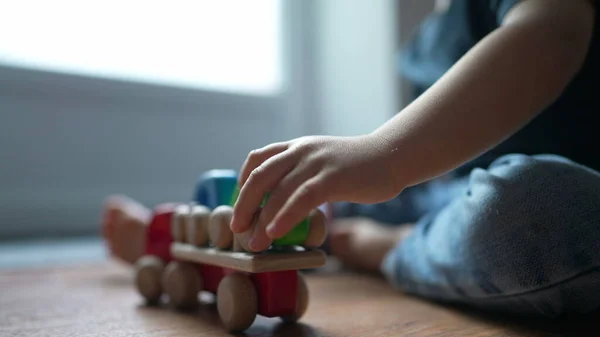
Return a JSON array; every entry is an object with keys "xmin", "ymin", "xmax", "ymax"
[{"xmin": 132, "ymin": 170, "xmax": 328, "ymax": 332}]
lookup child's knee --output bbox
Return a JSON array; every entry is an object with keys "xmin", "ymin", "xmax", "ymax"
[
  {"xmin": 380, "ymin": 153, "xmax": 600, "ymax": 315},
  {"xmin": 464, "ymin": 153, "xmax": 600, "ymax": 301}
]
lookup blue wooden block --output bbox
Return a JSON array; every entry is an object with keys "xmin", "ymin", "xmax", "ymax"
[{"xmin": 193, "ymin": 169, "xmax": 238, "ymax": 209}]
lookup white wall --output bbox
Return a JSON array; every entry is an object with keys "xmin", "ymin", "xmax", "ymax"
[
  {"xmin": 313, "ymin": 0, "xmax": 435, "ymax": 137},
  {"xmin": 397, "ymin": 0, "xmax": 435, "ymax": 107},
  {"xmin": 315, "ymin": 0, "xmax": 400, "ymax": 137}
]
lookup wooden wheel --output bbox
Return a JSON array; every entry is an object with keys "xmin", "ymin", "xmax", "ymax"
[
  {"xmin": 162, "ymin": 261, "xmax": 203, "ymax": 310},
  {"xmin": 134, "ymin": 255, "xmax": 165, "ymax": 304},
  {"xmin": 281, "ymin": 273, "xmax": 309, "ymax": 322},
  {"xmin": 305, "ymin": 209, "xmax": 327, "ymax": 248},
  {"xmin": 217, "ymin": 273, "xmax": 258, "ymax": 332},
  {"xmin": 208, "ymin": 205, "xmax": 234, "ymax": 249}
]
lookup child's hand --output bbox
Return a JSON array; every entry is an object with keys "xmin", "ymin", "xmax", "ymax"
[{"xmin": 230, "ymin": 134, "xmax": 401, "ymax": 252}]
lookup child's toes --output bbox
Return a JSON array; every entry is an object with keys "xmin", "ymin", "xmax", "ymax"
[{"xmin": 102, "ymin": 207, "xmax": 122, "ymax": 240}]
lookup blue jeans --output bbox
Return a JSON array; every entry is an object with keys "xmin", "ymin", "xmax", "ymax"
[{"xmin": 333, "ymin": 154, "xmax": 600, "ymax": 317}]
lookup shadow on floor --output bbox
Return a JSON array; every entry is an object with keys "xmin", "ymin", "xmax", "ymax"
[
  {"xmin": 133, "ymin": 295, "xmax": 329, "ymax": 337},
  {"xmin": 433, "ymin": 300, "xmax": 600, "ymax": 337}
]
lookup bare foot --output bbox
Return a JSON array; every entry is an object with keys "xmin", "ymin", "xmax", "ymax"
[
  {"xmin": 328, "ymin": 217, "xmax": 413, "ymax": 274},
  {"xmin": 102, "ymin": 195, "xmax": 152, "ymax": 265}
]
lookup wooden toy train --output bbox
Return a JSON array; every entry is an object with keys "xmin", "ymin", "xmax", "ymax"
[{"xmin": 133, "ymin": 170, "xmax": 328, "ymax": 332}]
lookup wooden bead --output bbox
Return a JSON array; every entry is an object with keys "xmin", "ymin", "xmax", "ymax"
[
  {"xmin": 163, "ymin": 261, "xmax": 202, "ymax": 310},
  {"xmin": 187, "ymin": 205, "xmax": 210, "ymax": 246},
  {"xmin": 208, "ymin": 205, "xmax": 234, "ymax": 249},
  {"xmin": 217, "ymin": 273, "xmax": 258, "ymax": 331},
  {"xmin": 232, "ymin": 236, "xmax": 245, "ymax": 252},
  {"xmin": 171, "ymin": 204, "xmax": 190, "ymax": 243},
  {"xmin": 234, "ymin": 230, "xmax": 253, "ymax": 252},
  {"xmin": 233, "ymin": 211, "xmax": 271, "ymax": 252},
  {"xmin": 305, "ymin": 209, "xmax": 327, "ymax": 248},
  {"xmin": 134, "ymin": 255, "xmax": 165, "ymax": 304}
]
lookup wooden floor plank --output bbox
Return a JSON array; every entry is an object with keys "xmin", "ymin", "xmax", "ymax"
[{"xmin": 0, "ymin": 260, "xmax": 598, "ymax": 336}]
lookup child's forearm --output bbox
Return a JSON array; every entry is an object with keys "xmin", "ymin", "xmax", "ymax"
[{"xmin": 373, "ymin": 0, "xmax": 594, "ymax": 189}]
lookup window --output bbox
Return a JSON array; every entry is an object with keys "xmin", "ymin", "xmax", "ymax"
[
  {"xmin": 0, "ymin": 0, "xmax": 309, "ymax": 240},
  {"xmin": 0, "ymin": 0, "xmax": 282, "ymax": 95}
]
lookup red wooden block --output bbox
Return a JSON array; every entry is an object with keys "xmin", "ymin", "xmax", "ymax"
[
  {"xmin": 251, "ymin": 270, "xmax": 298, "ymax": 318},
  {"xmin": 144, "ymin": 203, "xmax": 178, "ymax": 261},
  {"xmin": 199, "ymin": 264, "xmax": 231, "ymax": 294}
]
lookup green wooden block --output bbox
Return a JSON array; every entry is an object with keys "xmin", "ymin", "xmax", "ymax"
[
  {"xmin": 229, "ymin": 184, "xmax": 241, "ymax": 206},
  {"xmin": 229, "ymin": 186, "xmax": 270, "ymax": 207},
  {"xmin": 229, "ymin": 184, "xmax": 310, "ymax": 246},
  {"xmin": 260, "ymin": 192, "xmax": 270, "ymax": 207},
  {"xmin": 273, "ymin": 217, "xmax": 310, "ymax": 246}
]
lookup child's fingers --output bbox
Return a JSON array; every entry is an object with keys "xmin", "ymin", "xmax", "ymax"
[
  {"xmin": 238, "ymin": 142, "xmax": 290, "ymax": 186},
  {"xmin": 230, "ymin": 152, "xmax": 296, "ymax": 233},
  {"xmin": 266, "ymin": 176, "xmax": 328, "ymax": 239},
  {"xmin": 248, "ymin": 165, "xmax": 316, "ymax": 251}
]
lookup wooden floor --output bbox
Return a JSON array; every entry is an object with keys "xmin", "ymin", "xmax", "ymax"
[{"xmin": 0, "ymin": 259, "xmax": 598, "ymax": 337}]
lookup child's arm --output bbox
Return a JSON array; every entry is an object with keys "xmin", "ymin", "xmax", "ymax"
[
  {"xmin": 375, "ymin": 0, "xmax": 595, "ymax": 189},
  {"xmin": 230, "ymin": 0, "xmax": 595, "ymax": 249}
]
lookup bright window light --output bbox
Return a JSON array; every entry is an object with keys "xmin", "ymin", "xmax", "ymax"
[{"xmin": 0, "ymin": 0, "xmax": 282, "ymax": 95}]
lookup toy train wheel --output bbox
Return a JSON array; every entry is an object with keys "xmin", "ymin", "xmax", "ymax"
[
  {"xmin": 216, "ymin": 272, "xmax": 258, "ymax": 332},
  {"xmin": 281, "ymin": 273, "xmax": 309, "ymax": 322},
  {"xmin": 163, "ymin": 261, "xmax": 203, "ymax": 310},
  {"xmin": 134, "ymin": 255, "xmax": 165, "ymax": 304}
]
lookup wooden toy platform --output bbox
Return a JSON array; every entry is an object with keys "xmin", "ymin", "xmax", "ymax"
[{"xmin": 170, "ymin": 243, "xmax": 327, "ymax": 273}]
